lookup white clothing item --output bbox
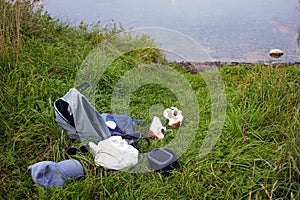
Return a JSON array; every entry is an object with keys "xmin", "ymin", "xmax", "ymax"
[
  {"xmin": 88, "ymin": 136, "xmax": 138, "ymax": 170},
  {"xmin": 105, "ymin": 121, "xmax": 117, "ymax": 130}
]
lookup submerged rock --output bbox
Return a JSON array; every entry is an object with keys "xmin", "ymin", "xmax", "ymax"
[{"xmin": 269, "ymin": 49, "xmax": 284, "ymax": 58}]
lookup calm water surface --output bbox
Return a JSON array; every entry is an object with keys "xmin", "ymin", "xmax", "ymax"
[{"xmin": 44, "ymin": 0, "xmax": 300, "ymax": 62}]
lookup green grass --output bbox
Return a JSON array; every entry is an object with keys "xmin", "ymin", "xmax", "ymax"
[{"xmin": 1, "ymin": 1, "xmax": 299, "ymax": 199}]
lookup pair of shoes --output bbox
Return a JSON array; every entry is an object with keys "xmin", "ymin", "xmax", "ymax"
[
  {"xmin": 148, "ymin": 116, "xmax": 166, "ymax": 140},
  {"xmin": 163, "ymin": 107, "xmax": 183, "ymax": 129},
  {"xmin": 148, "ymin": 107, "xmax": 183, "ymax": 140}
]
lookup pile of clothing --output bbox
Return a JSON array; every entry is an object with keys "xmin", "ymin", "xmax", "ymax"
[{"xmin": 28, "ymin": 88, "xmax": 184, "ymax": 188}]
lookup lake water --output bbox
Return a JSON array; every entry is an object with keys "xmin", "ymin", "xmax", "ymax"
[{"xmin": 43, "ymin": 0, "xmax": 300, "ymax": 63}]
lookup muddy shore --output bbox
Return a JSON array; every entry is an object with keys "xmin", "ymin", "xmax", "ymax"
[{"xmin": 176, "ymin": 61, "xmax": 300, "ymax": 73}]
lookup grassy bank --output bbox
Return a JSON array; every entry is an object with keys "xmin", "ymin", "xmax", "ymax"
[{"xmin": 1, "ymin": 1, "xmax": 299, "ymax": 199}]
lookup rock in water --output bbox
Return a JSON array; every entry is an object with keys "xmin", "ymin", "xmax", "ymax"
[{"xmin": 269, "ymin": 49, "xmax": 284, "ymax": 58}]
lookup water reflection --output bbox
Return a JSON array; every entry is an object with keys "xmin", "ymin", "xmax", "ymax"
[
  {"xmin": 44, "ymin": 0, "xmax": 300, "ymax": 62},
  {"xmin": 297, "ymin": 26, "xmax": 300, "ymax": 48}
]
